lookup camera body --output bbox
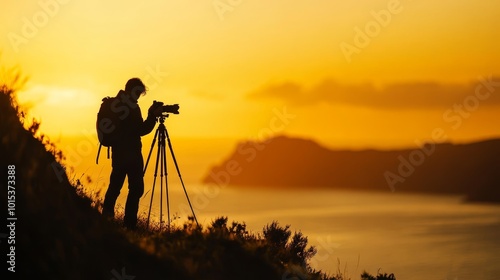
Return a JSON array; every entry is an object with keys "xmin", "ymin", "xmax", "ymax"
[{"xmin": 153, "ymin": 101, "xmax": 180, "ymax": 115}]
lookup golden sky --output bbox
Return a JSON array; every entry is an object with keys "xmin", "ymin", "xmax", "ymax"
[{"xmin": 2, "ymin": 0, "xmax": 500, "ymax": 150}]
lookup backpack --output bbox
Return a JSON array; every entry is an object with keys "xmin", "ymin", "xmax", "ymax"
[{"xmin": 95, "ymin": 96, "xmax": 121, "ymax": 164}]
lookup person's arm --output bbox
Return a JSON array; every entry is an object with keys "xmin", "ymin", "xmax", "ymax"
[{"xmin": 139, "ymin": 108, "xmax": 157, "ymax": 136}]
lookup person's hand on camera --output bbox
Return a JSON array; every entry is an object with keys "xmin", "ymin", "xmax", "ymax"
[{"xmin": 148, "ymin": 102, "xmax": 163, "ymax": 117}]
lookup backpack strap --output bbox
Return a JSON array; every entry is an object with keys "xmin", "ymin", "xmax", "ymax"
[{"xmin": 96, "ymin": 144, "xmax": 112, "ymax": 164}]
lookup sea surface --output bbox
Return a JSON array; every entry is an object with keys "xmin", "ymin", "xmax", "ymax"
[{"xmin": 112, "ymin": 184, "xmax": 500, "ymax": 280}]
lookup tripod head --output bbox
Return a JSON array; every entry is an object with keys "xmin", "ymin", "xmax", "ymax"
[{"xmin": 156, "ymin": 114, "xmax": 169, "ymax": 123}]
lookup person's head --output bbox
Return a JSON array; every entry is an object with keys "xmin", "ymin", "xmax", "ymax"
[{"xmin": 125, "ymin": 78, "xmax": 147, "ymax": 102}]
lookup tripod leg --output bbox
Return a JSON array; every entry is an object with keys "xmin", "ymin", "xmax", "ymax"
[
  {"xmin": 159, "ymin": 138, "xmax": 164, "ymax": 230},
  {"xmin": 146, "ymin": 134, "xmax": 162, "ymax": 229},
  {"xmin": 162, "ymin": 138, "xmax": 171, "ymax": 229},
  {"xmin": 144, "ymin": 128, "xmax": 159, "ymax": 175},
  {"xmin": 164, "ymin": 131, "xmax": 199, "ymax": 226}
]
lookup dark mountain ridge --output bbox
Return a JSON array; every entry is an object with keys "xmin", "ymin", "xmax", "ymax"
[{"xmin": 203, "ymin": 135, "xmax": 500, "ymax": 202}]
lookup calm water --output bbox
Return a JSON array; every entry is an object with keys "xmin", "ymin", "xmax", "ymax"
[{"xmin": 113, "ymin": 184, "xmax": 500, "ymax": 280}]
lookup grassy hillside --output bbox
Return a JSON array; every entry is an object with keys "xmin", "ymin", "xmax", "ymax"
[
  {"xmin": 1, "ymin": 72, "xmax": 188, "ymax": 279},
  {"xmin": 0, "ymin": 73, "xmax": 395, "ymax": 280}
]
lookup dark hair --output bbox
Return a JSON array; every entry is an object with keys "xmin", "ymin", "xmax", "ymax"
[{"xmin": 125, "ymin": 78, "xmax": 146, "ymax": 96}]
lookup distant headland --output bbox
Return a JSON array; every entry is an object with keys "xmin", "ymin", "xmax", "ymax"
[{"xmin": 202, "ymin": 135, "xmax": 500, "ymax": 203}]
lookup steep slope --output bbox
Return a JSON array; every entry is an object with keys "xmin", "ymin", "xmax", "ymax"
[{"xmin": 0, "ymin": 84, "xmax": 187, "ymax": 279}]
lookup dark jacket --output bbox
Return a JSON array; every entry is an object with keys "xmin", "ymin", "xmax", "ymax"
[{"xmin": 111, "ymin": 90, "xmax": 156, "ymax": 163}]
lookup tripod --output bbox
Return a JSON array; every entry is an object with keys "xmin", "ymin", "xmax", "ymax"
[{"xmin": 143, "ymin": 114, "xmax": 198, "ymax": 230}]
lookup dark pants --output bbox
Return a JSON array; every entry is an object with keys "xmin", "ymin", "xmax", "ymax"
[{"xmin": 103, "ymin": 150, "xmax": 144, "ymax": 228}]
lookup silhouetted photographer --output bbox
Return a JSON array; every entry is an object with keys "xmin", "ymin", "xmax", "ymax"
[{"xmin": 99, "ymin": 78, "xmax": 178, "ymax": 229}]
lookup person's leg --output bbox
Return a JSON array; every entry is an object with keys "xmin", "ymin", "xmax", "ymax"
[
  {"xmin": 124, "ymin": 154, "xmax": 144, "ymax": 229},
  {"xmin": 103, "ymin": 166, "xmax": 126, "ymax": 218}
]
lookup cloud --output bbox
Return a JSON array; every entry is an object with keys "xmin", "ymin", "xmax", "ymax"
[{"xmin": 247, "ymin": 76, "xmax": 500, "ymax": 109}]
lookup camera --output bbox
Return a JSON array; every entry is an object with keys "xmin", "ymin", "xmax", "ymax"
[{"xmin": 153, "ymin": 101, "xmax": 180, "ymax": 114}]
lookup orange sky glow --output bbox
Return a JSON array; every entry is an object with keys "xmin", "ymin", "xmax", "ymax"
[{"xmin": 2, "ymin": 0, "xmax": 500, "ymax": 181}]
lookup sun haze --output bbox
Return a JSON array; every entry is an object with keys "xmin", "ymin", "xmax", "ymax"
[
  {"xmin": 1, "ymin": 0, "xmax": 500, "ymax": 160},
  {"xmin": 4, "ymin": 2, "xmax": 500, "ymax": 279}
]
